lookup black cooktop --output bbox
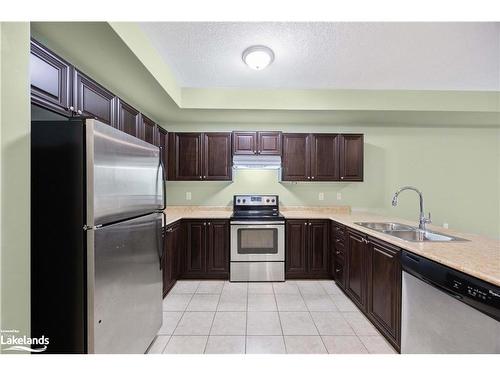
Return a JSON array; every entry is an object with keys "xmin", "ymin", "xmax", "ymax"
[{"xmin": 231, "ymin": 194, "xmax": 283, "ymax": 221}]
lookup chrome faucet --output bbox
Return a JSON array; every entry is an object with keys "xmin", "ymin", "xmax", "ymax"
[{"xmin": 391, "ymin": 186, "xmax": 432, "ymax": 231}]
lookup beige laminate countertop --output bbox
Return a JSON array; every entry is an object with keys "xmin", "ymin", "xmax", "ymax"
[{"xmin": 163, "ymin": 206, "xmax": 500, "ymax": 287}]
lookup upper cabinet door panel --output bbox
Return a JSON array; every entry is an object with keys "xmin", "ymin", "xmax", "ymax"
[
  {"xmin": 339, "ymin": 134, "xmax": 364, "ymax": 181},
  {"xmin": 74, "ymin": 70, "xmax": 116, "ymax": 125},
  {"xmin": 171, "ymin": 133, "xmax": 203, "ymax": 180},
  {"xmin": 30, "ymin": 40, "xmax": 72, "ymax": 115},
  {"xmin": 204, "ymin": 133, "xmax": 232, "ymax": 180},
  {"xmin": 310, "ymin": 134, "xmax": 340, "ymax": 181},
  {"xmin": 232, "ymin": 132, "xmax": 257, "ymax": 155},
  {"xmin": 257, "ymin": 131, "xmax": 282, "ymax": 155},
  {"xmin": 116, "ymin": 99, "xmax": 140, "ymax": 138},
  {"xmin": 282, "ymin": 133, "xmax": 310, "ymax": 181},
  {"xmin": 141, "ymin": 114, "xmax": 157, "ymax": 145}
]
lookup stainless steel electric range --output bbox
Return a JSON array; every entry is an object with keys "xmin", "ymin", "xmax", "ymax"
[{"xmin": 230, "ymin": 195, "xmax": 285, "ymax": 282}]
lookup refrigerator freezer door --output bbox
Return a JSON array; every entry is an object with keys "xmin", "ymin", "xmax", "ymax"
[
  {"xmin": 86, "ymin": 119, "xmax": 164, "ymax": 226},
  {"xmin": 87, "ymin": 212, "xmax": 163, "ymax": 354}
]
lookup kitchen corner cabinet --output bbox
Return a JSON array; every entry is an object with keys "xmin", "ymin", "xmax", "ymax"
[
  {"xmin": 74, "ymin": 70, "xmax": 116, "ymax": 126},
  {"xmin": 158, "ymin": 127, "xmax": 168, "ymax": 181},
  {"xmin": 344, "ymin": 227, "xmax": 401, "ymax": 351},
  {"xmin": 282, "ymin": 133, "xmax": 363, "ymax": 182},
  {"xmin": 182, "ymin": 219, "xmax": 229, "ymax": 279},
  {"xmin": 163, "ymin": 221, "xmax": 182, "ymax": 296},
  {"xmin": 331, "ymin": 222, "xmax": 346, "ymax": 288},
  {"xmin": 116, "ymin": 99, "xmax": 141, "ymax": 138},
  {"xmin": 30, "ymin": 39, "xmax": 73, "ymax": 116},
  {"xmin": 285, "ymin": 219, "xmax": 330, "ymax": 278},
  {"xmin": 169, "ymin": 132, "xmax": 231, "ymax": 181},
  {"xmin": 232, "ymin": 131, "xmax": 281, "ymax": 155}
]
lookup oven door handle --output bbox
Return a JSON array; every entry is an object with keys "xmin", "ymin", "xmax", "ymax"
[{"xmin": 230, "ymin": 221, "xmax": 285, "ymax": 225}]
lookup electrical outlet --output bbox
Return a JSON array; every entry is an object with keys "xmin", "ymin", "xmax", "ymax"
[
  {"xmin": 336, "ymin": 192, "xmax": 342, "ymax": 200},
  {"xmin": 318, "ymin": 192, "xmax": 324, "ymax": 201},
  {"xmin": 186, "ymin": 192, "xmax": 192, "ymax": 201},
  {"xmin": 443, "ymin": 222, "xmax": 449, "ymax": 229}
]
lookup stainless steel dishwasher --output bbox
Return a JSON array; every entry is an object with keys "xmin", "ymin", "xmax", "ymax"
[{"xmin": 401, "ymin": 250, "xmax": 500, "ymax": 354}]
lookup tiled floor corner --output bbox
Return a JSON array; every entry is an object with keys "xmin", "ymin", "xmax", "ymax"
[{"xmin": 149, "ymin": 279, "xmax": 398, "ymax": 354}]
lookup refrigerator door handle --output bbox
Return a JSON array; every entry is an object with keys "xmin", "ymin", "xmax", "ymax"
[{"xmin": 159, "ymin": 146, "xmax": 166, "ymax": 210}]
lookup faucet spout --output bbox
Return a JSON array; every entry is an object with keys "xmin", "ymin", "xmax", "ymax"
[{"xmin": 391, "ymin": 186, "xmax": 431, "ymax": 231}]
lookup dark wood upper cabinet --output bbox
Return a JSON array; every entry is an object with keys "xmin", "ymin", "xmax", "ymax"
[
  {"xmin": 169, "ymin": 132, "xmax": 231, "ymax": 181},
  {"xmin": 158, "ymin": 127, "xmax": 168, "ymax": 181},
  {"xmin": 116, "ymin": 99, "xmax": 140, "ymax": 138},
  {"xmin": 30, "ymin": 39, "xmax": 72, "ymax": 115},
  {"xmin": 74, "ymin": 70, "xmax": 116, "ymax": 126},
  {"xmin": 310, "ymin": 134, "xmax": 340, "ymax": 181},
  {"xmin": 345, "ymin": 229, "xmax": 367, "ymax": 308},
  {"xmin": 233, "ymin": 131, "xmax": 281, "ymax": 155},
  {"xmin": 140, "ymin": 114, "xmax": 157, "ymax": 145},
  {"xmin": 203, "ymin": 133, "xmax": 232, "ymax": 180},
  {"xmin": 366, "ymin": 237, "xmax": 401, "ymax": 349},
  {"xmin": 169, "ymin": 133, "xmax": 203, "ymax": 180},
  {"xmin": 206, "ymin": 220, "xmax": 229, "ymax": 276},
  {"xmin": 232, "ymin": 132, "xmax": 257, "ymax": 155},
  {"xmin": 257, "ymin": 131, "xmax": 281, "ymax": 155},
  {"xmin": 282, "ymin": 133, "xmax": 310, "ymax": 181},
  {"xmin": 339, "ymin": 134, "xmax": 364, "ymax": 181}
]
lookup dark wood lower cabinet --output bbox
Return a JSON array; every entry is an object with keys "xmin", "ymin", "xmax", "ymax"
[
  {"xmin": 181, "ymin": 219, "xmax": 229, "ymax": 279},
  {"xmin": 163, "ymin": 221, "xmax": 182, "ymax": 296},
  {"xmin": 345, "ymin": 229, "xmax": 367, "ymax": 308},
  {"xmin": 366, "ymin": 237, "xmax": 401, "ymax": 350},
  {"xmin": 285, "ymin": 219, "xmax": 330, "ymax": 278}
]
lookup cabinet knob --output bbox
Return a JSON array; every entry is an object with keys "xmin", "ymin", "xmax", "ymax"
[
  {"xmin": 204, "ymin": 222, "xmax": 206, "ymax": 226},
  {"xmin": 204, "ymin": 176, "xmax": 207, "ymax": 179},
  {"xmin": 335, "ymin": 250, "xmax": 340, "ymax": 255},
  {"xmin": 335, "ymin": 268, "xmax": 341, "ymax": 273},
  {"xmin": 208, "ymin": 222, "xmax": 211, "ymax": 226},
  {"xmin": 77, "ymin": 110, "xmax": 82, "ymax": 115},
  {"xmin": 69, "ymin": 106, "xmax": 74, "ymax": 111},
  {"xmin": 307, "ymin": 176, "xmax": 311, "ymax": 180},
  {"xmin": 199, "ymin": 176, "xmax": 202, "ymax": 180},
  {"xmin": 340, "ymin": 176, "xmax": 344, "ymax": 180},
  {"xmin": 311, "ymin": 176, "xmax": 315, "ymax": 180},
  {"xmin": 308, "ymin": 222, "xmax": 312, "ymax": 226}
]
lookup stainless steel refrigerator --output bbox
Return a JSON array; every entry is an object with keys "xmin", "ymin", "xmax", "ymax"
[{"xmin": 31, "ymin": 119, "xmax": 165, "ymax": 353}]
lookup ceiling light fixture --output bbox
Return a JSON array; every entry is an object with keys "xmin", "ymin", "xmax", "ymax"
[{"xmin": 242, "ymin": 45, "xmax": 274, "ymax": 70}]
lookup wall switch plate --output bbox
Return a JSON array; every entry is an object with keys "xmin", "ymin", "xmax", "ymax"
[
  {"xmin": 318, "ymin": 192, "xmax": 324, "ymax": 201},
  {"xmin": 336, "ymin": 192, "xmax": 342, "ymax": 200},
  {"xmin": 186, "ymin": 192, "xmax": 192, "ymax": 201},
  {"xmin": 443, "ymin": 222, "xmax": 449, "ymax": 229}
]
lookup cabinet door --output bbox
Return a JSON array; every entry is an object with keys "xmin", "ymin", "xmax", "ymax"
[
  {"xmin": 232, "ymin": 132, "xmax": 257, "ymax": 155},
  {"xmin": 308, "ymin": 220, "xmax": 330, "ymax": 277},
  {"xmin": 170, "ymin": 133, "xmax": 203, "ymax": 180},
  {"xmin": 339, "ymin": 134, "xmax": 364, "ymax": 181},
  {"xmin": 203, "ymin": 133, "xmax": 232, "ymax": 180},
  {"xmin": 257, "ymin": 131, "xmax": 282, "ymax": 155},
  {"xmin": 184, "ymin": 220, "xmax": 206, "ymax": 276},
  {"xmin": 140, "ymin": 114, "xmax": 157, "ymax": 145},
  {"xmin": 285, "ymin": 220, "xmax": 308, "ymax": 277},
  {"xmin": 30, "ymin": 39, "xmax": 72, "ymax": 115},
  {"xmin": 158, "ymin": 127, "xmax": 168, "ymax": 181},
  {"xmin": 163, "ymin": 222, "xmax": 181, "ymax": 296},
  {"xmin": 74, "ymin": 70, "xmax": 116, "ymax": 125},
  {"xmin": 282, "ymin": 134, "xmax": 310, "ymax": 181},
  {"xmin": 367, "ymin": 237, "xmax": 401, "ymax": 348},
  {"xmin": 346, "ymin": 229, "xmax": 367, "ymax": 308},
  {"xmin": 310, "ymin": 134, "xmax": 339, "ymax": 181},
  {"xmin": 206, "ymin": 220, "xmax": 229, "ymax": 276},
  {"xmin": 116, "ymin": 99, "xmax": 140, "ymax": 138}
]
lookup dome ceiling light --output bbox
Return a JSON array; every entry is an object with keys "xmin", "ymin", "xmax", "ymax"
[{"xmin": 242, "ymin": 45, "xmax": 275, "ymax": 70}]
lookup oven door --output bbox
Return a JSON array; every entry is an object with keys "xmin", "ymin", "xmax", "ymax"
[{"xmin": 230, "ymin": 222, "xmax": 285, "ymax": 262}]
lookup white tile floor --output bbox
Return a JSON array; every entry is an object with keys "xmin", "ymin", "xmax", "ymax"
[{"xmin": 148, "ymin": 279, "xmax": 397, "ymax": 354}]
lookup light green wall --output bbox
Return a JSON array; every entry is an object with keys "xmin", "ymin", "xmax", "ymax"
[
  {"xmin": 166, "ymin": 123, "xmax": 500, "ymax": 239},
  {"xmin": 0, "ymin": 22, "xmax": 31, "ymax": 351}
]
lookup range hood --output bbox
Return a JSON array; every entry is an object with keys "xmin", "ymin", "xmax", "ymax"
[{"xmin": 232, "ymin": 155, "xmax": 282, "ymax": 170}]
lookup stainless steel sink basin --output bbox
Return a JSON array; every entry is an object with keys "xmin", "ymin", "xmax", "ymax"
[
  {"xmin": 355, "ymin": 222, "xmax": 414, "ymax": 231},
  {"xmin": 355, "ymin": 222, "xmax": 469, "ymax": 242}
]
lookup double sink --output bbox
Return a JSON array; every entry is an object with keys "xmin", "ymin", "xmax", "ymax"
[{"xmin": 355, "ymin": 222, "xmax": 468, "ymax": 242}]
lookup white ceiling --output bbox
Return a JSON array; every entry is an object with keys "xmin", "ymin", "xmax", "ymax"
[{"xmin": 139, "ymin": 22, "xmax": 500, "ymax": 91}]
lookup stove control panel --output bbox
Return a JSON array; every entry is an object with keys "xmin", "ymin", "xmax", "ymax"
[{"xmin": 234, "ymin": 195, "xmax": 278, "ymax": 206}]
